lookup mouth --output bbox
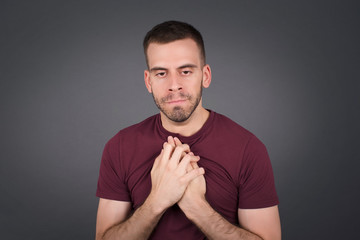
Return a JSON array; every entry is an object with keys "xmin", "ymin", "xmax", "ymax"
[{"xmin": 166, "ymin": 99, "xmax": 187, "ymax": 105}]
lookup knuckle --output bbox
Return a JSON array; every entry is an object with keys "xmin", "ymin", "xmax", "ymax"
[
  {"xmin": 175, "ymin": 145, "xmax": 182, "ymax": 152},
  {"xmin": 163, "ymin": 142, "xmax": 170, "ymax": 150},
  {"xmin": 182, "ymin": 144, "xmax": 190, "ymax": 150},
  {"xmin": 166, "ymin": 163, "xmax": 173, "ymax": 172},
  {"xmin": 181, "ymin": 153, "xmax": 190, "ymax": 160},
  {"xmin": 179, "ymin": 176, "xmax": 187, "ymax": 185},
  {"xmin": 164, "ymin": 142, "xmax": 174, "ymax": 150},
  {"xmin": 191, "ymin": 168, "xmax": 199, "ymax": 175},
  {"xmin": 177, "ymin": 144, "xmax": 189, "ymax": 151}
]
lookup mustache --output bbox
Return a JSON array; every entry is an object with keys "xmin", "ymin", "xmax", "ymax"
[{"xmin": 161, "ymin": 92, "xmax": 191, "ymax": 102}]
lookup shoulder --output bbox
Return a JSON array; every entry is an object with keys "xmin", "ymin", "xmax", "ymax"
[
  {"xmin": 119, "ymin": 114, "xmax": 158, "ymax": 136},
  {"xmin": 213, "ymin": 113, "xmax": 271, "ymax": 167},
  {"xmin": 105, "ymin": 114, "xmax": 158, "ymax": 148},
  {"xmin": 210, "ymin": 111, "xmax": 268, "ymax": 155},
  {"xmin": 212, "ymin": 112, "xmax": 255, "ymax": 141}
]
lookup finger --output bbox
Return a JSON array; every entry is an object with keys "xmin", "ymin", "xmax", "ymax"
[
  {"xmin": 174, "ymin": 137, "xmax": 182, "ymax": 146},
  {"xmin": 152, "ymin": 149, "xmax": 163, "ymax": 169},
  {"xmin": 188, "ymin": 153, "xmax": 201, "ymax": 167},
  {"xmin": 161, "ymin": 142, "xmax": 174, "ymax": 166},
  {"xmin": 189, "ymin": 155, "xmax": 201, "ymax": 173},
  {"xmin": 174, "ymin": 138, "xmax": 187, "ymax": 158},
  {"xmin": 186, "ymin": 164, "xmax": 192, "ymax": 173},
  {"xmin": 169, "ymin": 144, "xmax": 190, "ymax": 166},
  {"xmin": 181, "ymin": 167, "xmax": 205, "ymax": 184},
  {"xmin": 186, "ymin": 159, "xmax": 193, "ymax": 172},
  {"xmin": 191, "ymin": 161, "xmax": 200, "ymax": 169},
  {"xmin": 167, "ymin": 136, "xmax": 175, "ymax": 147},
  {"xmin": 188, "ymin": 153, "xmax": 200, "ymax": 163},
  {"xmin": 178, "ymin": 154, "xmax": 199, "ymax": 173}
]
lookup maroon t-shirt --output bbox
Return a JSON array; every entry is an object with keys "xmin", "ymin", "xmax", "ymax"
[{"xmin": 96, "ymin": 110, "xmax": 279, "ymax": 239}]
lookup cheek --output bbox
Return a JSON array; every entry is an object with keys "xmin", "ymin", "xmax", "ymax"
[
  {"xmin": 150, "ymin": 84, "xmax": 165, "ymax": 98},
  {"xmin": 192, "ymin": 79, "xmax": 203, "ymax": 90}
]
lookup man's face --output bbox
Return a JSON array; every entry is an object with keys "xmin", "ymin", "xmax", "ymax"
[{"xmin": 144, "ymin": 38, "xmax": 211, "ymax": 122}]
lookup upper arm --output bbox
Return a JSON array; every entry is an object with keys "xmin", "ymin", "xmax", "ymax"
[
  {"xmin": 238, "ymin": 205, "xmax": 281, "ymax": 240},
  {"xmin": 96, "ymin": 198, "xmax": 132, "ymax": 240}
]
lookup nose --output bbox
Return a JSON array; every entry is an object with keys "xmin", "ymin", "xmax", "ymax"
[{"xmin": 168, "ymin": 74, "xmax": 182, "ymax": 92}]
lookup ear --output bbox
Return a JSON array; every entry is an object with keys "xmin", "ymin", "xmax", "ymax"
[
  {"xmin": 202, "ymin": 64, "xmax": 212, "ymax": 88},
  {"xmin": 144, "ymin": 70, "xmax": 152, "ymax": 93}
]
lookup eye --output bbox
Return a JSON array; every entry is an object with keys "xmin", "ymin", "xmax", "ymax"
[
  {"xmin": 182, "ymin": 70, "xmax": 191, "ymax": 75},
  {"xmin": 155, "ymin": 72, "xmax": 166, "ymax": 77}
]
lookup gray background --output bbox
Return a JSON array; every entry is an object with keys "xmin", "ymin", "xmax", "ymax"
[{"xmin": 1, "ymin": 0, "xmax": 359, "ymax": 239}]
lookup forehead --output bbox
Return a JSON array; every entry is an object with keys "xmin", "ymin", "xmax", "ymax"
[{"xmin": 146, "ymin": 38, "xmax": 202, "ymax": 68}]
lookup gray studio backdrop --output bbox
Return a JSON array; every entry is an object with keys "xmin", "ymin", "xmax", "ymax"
[{"xmin": 1, "ymin": 0, "xmax": 359, "ymax": 239}]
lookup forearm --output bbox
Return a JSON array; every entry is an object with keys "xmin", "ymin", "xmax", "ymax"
[
  {"xmin": 183, "ymin": 200, "xmax": 262, "ymax": 240},
  {"xmin": 100, "ymin": 197, "xmax": 165, "ymax": 240}
]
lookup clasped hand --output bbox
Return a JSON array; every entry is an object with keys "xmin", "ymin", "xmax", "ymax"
[{"xmin": 149, "ymin": 136, "xmax": 206, "ymax": 212}]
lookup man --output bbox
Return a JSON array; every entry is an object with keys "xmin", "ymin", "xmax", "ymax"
[{"xmin": 96, "ymin": 21, "xmax": 281, "ymax": 240}]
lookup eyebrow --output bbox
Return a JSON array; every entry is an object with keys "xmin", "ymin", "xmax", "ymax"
[
  {"xmin": 178, "ymin": 64, "xmax": 198, "ymax": 69},
  {"xmin": 150, "ymin": 67, "xmax": 167, "ymax": 72},
  {"xmin": 150, "ymin": 64, "xmax": 198, "ymax": 72}
]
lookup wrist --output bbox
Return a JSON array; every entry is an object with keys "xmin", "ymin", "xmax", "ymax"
[
  {"xmin": 144, "ymin": 192, "xmax": 169, "ymax": 216},
  {"xmin": 181, "ymin": 197, "xmax": 210, "ymax": 221}
]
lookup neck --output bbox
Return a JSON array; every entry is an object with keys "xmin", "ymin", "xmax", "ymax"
[{"xmin": 160, "ymin": 105, "xmax": 210, "ymax": 137}]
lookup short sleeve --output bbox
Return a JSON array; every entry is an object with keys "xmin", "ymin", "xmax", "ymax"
[
  {"xmin": 238, "ymin": 136, "xmax": 279, "ymax": 209},
  {"xmin": 96, "ymin": 136, "xmax": 131, "ymax": 201}
]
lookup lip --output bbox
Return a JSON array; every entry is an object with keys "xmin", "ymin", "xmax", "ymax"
[{"xmin": 166, "ymin": 99, "xmax": 187, "ymax": 104}]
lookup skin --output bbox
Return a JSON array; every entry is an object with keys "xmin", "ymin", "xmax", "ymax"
[
  {"xmin": 96, "ymin": 38, "xmax": 281, "ymax": 239},
  {"xmin": 97, "ymin": 138, "xmax": 204, "ymax": 240},
  {"xmin": 144, "ymin": 38, "xmax": 212, "ymax": 137}
]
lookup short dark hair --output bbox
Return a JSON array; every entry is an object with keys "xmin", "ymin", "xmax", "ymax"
[{"xmin": 143, "ymin": 20, "xmax": 206, "ymax": 67}]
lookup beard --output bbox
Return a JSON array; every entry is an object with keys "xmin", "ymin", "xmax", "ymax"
[{"xmin": 151, "ymin": 85, "xmax": 203, "ymax": 123}]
